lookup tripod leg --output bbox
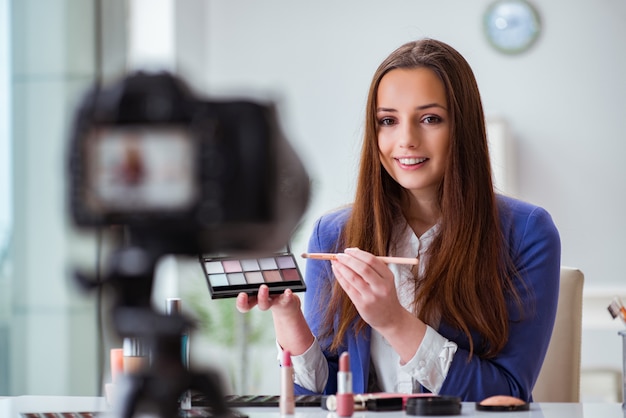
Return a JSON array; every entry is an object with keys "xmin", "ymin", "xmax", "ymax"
[
  {"xmin": 189, "ymin": 370, "xmax": 230, "ymax": 416},
  {"xmin": 114, "ymin": 375, "xmax": 144, "ymax": 418}
]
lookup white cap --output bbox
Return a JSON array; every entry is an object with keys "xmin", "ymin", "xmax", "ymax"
[{"xmin": 123, "ymin": 337, "xmax": 147, "ymax": 356}]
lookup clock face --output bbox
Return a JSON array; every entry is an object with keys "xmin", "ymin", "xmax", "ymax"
[{"xmin": 484, "ymin": 0, "xmax": 541, "ymax": 54}]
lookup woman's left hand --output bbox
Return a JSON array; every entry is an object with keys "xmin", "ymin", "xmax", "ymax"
[{"xmin": 331, "ymin": 247, "xmax": 406, "ymax": 330}]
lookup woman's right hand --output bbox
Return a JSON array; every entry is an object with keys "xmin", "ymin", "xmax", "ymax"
[
  {"xmin": 236, "ymin": 284, "xmax": 302, "ymax": 315},
  {"xmin": 236, "ymin": 284, "xmax": 314, "ymax": 356}
]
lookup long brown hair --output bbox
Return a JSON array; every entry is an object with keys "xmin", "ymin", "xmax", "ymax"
[{"xmin": 320, "ymin": 39, "xmax": 518, "ymax": 359}]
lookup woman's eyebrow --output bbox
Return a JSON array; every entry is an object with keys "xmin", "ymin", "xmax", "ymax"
[
  {"xmin": 416, "ymin": 103, "xmax": 447, "ymax": 111},
  {"xmin": 376, "ymin": 103, "xmax": 447, "ymax": 112}
]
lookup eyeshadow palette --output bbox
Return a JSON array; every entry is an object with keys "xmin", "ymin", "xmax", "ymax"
[{"xmin": 199, "ymin": 251, "xmax": 306, "ymax": 299}]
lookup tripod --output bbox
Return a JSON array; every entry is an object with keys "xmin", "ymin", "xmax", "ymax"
[{"xmin": 78, "ymin": 245, "xmax": 232, "ymax": 418}]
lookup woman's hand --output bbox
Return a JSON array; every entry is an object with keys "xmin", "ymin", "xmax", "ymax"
[
  {"xmin": 331, "ymin": 247, "xmax": 427, "ymax": 363},
  {"xmin": 331, "ymin": 247, "xmax": 405, "ymax": 330},
  {"xmin": 236, "ymin": 284, "xmax": 301, "ymax": 315},
  {"xmin": 236, "ymin": 284, "xmax": 314, "ymax": 356},
  {"xmin": 331, "ymin": 248, "xmax": 426, "ymax": 363}
]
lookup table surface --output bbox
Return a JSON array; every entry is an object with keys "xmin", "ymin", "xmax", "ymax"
[{"xmin": 0, "ymin": 396, "xmax": 624, "ymax": 418}]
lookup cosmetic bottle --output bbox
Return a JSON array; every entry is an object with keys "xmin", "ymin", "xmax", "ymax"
[
  {"xmin": 110, "ymin": 348, "xmax": 124, "ymax": 383},
  {"xmin": 619, "ymin": 330, "xmax": 626, "ymax": 408},
  {"xmin": 123, "ymin": 337, "xmax": 149, "ymax": 374},
  {"xmin": 105, "ymin": 348, "xmax": 124, "ymax": 405},
  {"xmin": 166, "ymin": 297, "xmax": 190, "ymax": 369},
  {"xmin": 166, "ymin": 297, "xmax": 191, "ymax": 410}
]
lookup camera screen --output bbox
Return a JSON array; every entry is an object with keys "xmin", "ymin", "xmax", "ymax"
[{"xmin": 84, "ymin": 125, "xmax": 198, "ymax": 213}]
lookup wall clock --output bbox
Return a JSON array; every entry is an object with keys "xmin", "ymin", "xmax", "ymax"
[{"xmin": 483, "ymin": 0, "xmax": 541, "ymax": 55}]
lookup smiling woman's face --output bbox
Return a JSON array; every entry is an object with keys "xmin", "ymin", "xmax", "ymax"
[{"xmin": 376, "ymin": 67, "xmax": 450, "ymax": 201}]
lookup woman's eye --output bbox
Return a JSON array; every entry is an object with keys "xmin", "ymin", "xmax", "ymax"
[
  {"xmin": 423, "ymin": 115, "xmax": 442, "ymax": 124},
  {"xmin": 379, "ymin": 117, "xmax": 395, "ymax": 126}
]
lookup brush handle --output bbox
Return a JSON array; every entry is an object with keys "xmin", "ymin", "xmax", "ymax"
[{"xmin": 301, "ymin": 252, "xmax": 419, "ymax": 266}]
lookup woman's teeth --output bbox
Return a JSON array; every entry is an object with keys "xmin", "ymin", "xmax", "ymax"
[{"xmin": 398, "ymin": 157, "xmax": 427, "ymax": 165}]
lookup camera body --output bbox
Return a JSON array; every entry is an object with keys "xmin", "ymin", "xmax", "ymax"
[{"xmin": 68, "ymin": 71, "xmax": 310, "ymax": 255}]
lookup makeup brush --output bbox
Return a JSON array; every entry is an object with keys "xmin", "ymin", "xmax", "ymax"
[
  {"xmin": 607, "ymin": 296, "xmax": 626, "ymax": 324},
  {"xmin": 301, "ymin": 252, "xmax": 419, "ymax": 266}
]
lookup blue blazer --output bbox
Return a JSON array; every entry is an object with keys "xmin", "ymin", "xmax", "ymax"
[{"xmin": 296, "ymin": 195, "xmax": 561, "ymax": 402}]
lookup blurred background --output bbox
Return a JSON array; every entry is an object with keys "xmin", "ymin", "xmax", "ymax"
[{"xmin": 0, "ymin": 0, "xmax": 625, "ymax": 402}]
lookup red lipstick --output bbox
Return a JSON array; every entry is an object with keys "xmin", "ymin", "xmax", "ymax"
[
  {"xmin": 336, "ymin": 351, "xmax": 354, "ymax": 417},
  {"xmin": 280, "ymin": 350, "xmax": 295, "ymax": 415}
]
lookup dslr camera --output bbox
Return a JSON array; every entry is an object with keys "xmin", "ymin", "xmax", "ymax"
[{"xmin": 68, "ymin": 71, "xmax": 310, "ymax": 256}]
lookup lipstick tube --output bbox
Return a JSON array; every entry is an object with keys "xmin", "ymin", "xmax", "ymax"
[
  {"xmin": 337, "ymin": 351, "xmax": 354, "ymax": 417},
  {"xmin": 280, "ymin": 350, "xmax": 295, "ymax": 415}
]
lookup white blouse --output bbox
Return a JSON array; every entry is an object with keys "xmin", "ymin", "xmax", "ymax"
[
  {"xmin": 279, "ymin": 221, "xmax": 458, "ymax": 394},
  {"xmin": 369, "ymin": 222, "xmax": 457, "ymax": 394}
]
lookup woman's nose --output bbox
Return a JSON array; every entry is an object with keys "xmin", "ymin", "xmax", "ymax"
[{"xmin": 399, "ymin": 122, "xmax": 419, "ymax": 148}]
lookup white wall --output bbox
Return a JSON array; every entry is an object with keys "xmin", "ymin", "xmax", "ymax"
[{"xmin": 197, "ymin": 0, "xmax": 626, "ymax": 290}]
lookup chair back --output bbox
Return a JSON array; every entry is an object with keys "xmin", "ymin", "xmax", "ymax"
[{"xmin": 532, "ymin": 266, "xmax": 584, "ymax": 402}]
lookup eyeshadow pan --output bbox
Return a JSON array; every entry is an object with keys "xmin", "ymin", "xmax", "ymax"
[
  {"xmin": 245, "ymin": 271, "xmax": 264, "ymax": 284},
  {"xmin": 209, "ymin": 273, "xmax": 229, "ymax": 287},
  {"xmin": 263, "ymin": 270, "xmax": 282, "ymax": 282},
  {"xmin": 276, "ymin": 255, "xmax": 296, "ymax": 269},
  {"xmin": 205, "ymin": 261, "xmax": 224, "ymax": 274},
  {"xmin": 222, "ymin": 260, "xmax": 242, "ymax": 273},
  {"xmin": 259, "ymin": 257, "xmax": 278, "ymax": 270},
  {"xmin": 281, "ymin": 268, "xmax": 300, "ymax": 281},
  {"xmin": 227, "ymin": 272, "xmax": 247, "ymax": 285},
  {"xmin": 241, "ymin": 259, "xmax": 260, "ymax": 271}
]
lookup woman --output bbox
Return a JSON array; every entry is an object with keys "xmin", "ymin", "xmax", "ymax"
[{"xmin": 236, "ymin": 38, "xmax": 560, "ymax": 402}]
